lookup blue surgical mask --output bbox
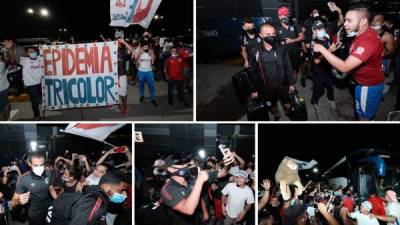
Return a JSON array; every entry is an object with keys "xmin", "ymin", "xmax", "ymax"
[
  {"xmin": 29, "ymin": 52, "xmax": 38, "ymax": 59},
  {"xmin": 110, "ymin": 192, "xmax": 127, "ymax": 204},
  {"xmin": 317, "ymin": 31, "xmax": 327, "ymax": 40}
]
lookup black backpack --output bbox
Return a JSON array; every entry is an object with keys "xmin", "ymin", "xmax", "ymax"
[{"xmin": 46, "ymin": 192, "xmax": 104, "ymax": 225}]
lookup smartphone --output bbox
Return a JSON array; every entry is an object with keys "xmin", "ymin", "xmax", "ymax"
[
  {"xmin": 327, "ymin": 2, "xmax": 335, "ymax": 8},
  {"xmin": 218, "ymin": 144, "xmax": 230, "ymax": 158}
]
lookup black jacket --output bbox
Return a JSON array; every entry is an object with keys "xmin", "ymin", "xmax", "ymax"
[
  {"xmin": 50, "ymin": 185, "xmax": 109, "ymax": 225},
  {"xmin": 249, "ymin": 43, "xmax": 295, "ymax": 93}
]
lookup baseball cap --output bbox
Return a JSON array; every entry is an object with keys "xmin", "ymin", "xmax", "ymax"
[
  {"xmin": 362, "ymin": 201, "xmax": 372, "ymax": 212},
  {"xmin": 278, "ymin": 6, "xmax": 290, "ymax": 17},
  {"xmin": 312, "ymin": 20, "xmax": 325, "ymax": 30},
  {"xmin": 153, "ymin": 159, "xmax": 165, "ymax": 168},
  {"xmin": 235, "ymin": 170, "xmax": 249, "ymax": 179}
]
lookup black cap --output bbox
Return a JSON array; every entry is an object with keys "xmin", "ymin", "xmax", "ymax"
[
  {"xmin": 164, "ymin": 154, "xmax": 191, "ymax": 168},
  {"xmin": 312, "ymin": 20, "xmax": 325, "ymax": 30}
]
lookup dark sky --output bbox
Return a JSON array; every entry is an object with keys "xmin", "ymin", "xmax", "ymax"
[
  {"xmin": 0, "ymin": 0, "xmax": 193, "ymax": 41},
  {"xmin": 259, "ymin": 124, "xmax": 400, "ymax": 180}
]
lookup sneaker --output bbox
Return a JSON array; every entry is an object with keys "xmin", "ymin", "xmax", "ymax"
[
  {"xmin": 139, "ymin": 96, "xmax": 144, "ymax": 102},
  {"xmin": 151, "ymin": 100, "xmax": 158, "ymax": 106}
]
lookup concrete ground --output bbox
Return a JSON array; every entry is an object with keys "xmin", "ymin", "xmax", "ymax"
[
  {"xmin": 9, "ymin": 79, "xmax": 193, "ymax": 121},
  {"xmin": 197, "ymin": 60, "xmax": 399, "ymax": 121}
]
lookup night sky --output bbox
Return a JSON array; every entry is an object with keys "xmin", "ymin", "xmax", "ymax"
[
  {"xmin": 258, "ymin": 124, "xmax": 400, "ymax": 180},
  {"xmin": 0, "ymin": 0, "xmax": 193, "ymax": 41}
]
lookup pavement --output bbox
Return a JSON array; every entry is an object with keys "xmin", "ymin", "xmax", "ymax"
[
  {"xmin": 196, "ymin": 59, "xmax": 399, "ymax": 121},
  {"xmin": 9, "ymin": 79, "xmax": 193, "ymax": 121}
]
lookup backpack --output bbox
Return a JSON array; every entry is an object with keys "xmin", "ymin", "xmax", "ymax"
[{"xmin": 46, "ymin": 192, "xmax": 104, "ymax": 225}]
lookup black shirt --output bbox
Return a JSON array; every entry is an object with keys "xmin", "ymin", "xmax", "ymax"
[
  {"xmin": 240, "ymin": 33, "xmax": 263, "ymax": 65},
  {"xmin": 259, "ymin": 47, "xmax": 280, "ymax": 84},
  {"xmin": 277, "ymin": 22, "xmax": 301, "ymax": 53},
  {"xmin": 118, "ymin": 48, "xmax": 130, "ymax": 76},
  {"xmin": 15, "ymin": 171, "xmax": 52, "ymax": 216},
  {"xmin": 312, "ymin": 38, "xmax": 332, "ymax": 75}
]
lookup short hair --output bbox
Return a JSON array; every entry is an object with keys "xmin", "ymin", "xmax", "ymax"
[
  {"xmin": 348, "ymin": 4, "xmax": 371, "ymax": 23},
  {"xmin": 97, "ymin": 163, "xmax": 109, "ymax": 171},
  {"xmin": 259, "ymin": 23, "xmax": 276, "ymax": 31},
  {"xmin": 29, "ymin": 152, "xmax": 45, "ymax": 163},
  {"xmin": 242, "ymin": 18, "xmax": 255, "ymax": 26},
  {"xmin": 99, "ymin": 171, "xmax": 122, "ymax": 186},
  {"xmin": 170, "ymin": 46, "xmax": 178, "ymax": 51},
  {"xmin": 66, "ymin": 166, "xmax": 81, "ymax": 180}
]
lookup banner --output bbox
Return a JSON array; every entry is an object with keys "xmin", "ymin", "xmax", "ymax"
[
  {"xmin": 40, "ymin": 42, "xmax": 119, "ymax": 110},
  {"xmin": 110, "ymin": 0, "xmax": 162, "ymax": 28},
  {"xmin": 64, "ymin": 123, "xmax": 125, "ymax": 142}
]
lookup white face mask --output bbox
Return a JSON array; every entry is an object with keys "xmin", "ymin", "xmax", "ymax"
[
  {"xmin": 372, "ymin": 25, "xmax": 382, "ymax": 31},
  {"xmin": 346, "ymin": 25, "xmax": 360, "ymax": 37},
  {"xmin": 32, "ymin": 166, "xmax": 45, "ymax": 177},
  {"xmin": 317, "ymin": 30, "xmax": 327, "ymax": 40}
]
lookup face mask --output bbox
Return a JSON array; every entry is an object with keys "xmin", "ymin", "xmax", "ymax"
[
  {"xmin": 271, "ymin": 203, "xmax": 279, "ymax": 207},
  {"xmin": 346, "ymin": 25, "xmax": 360, "ymax": 37},
  {"xmin": 317, "ymin": 31, "xmax": 327, "ymax": 40},
  {"xmin": 372, "ymin": 25, "xmax": 382, "ymax": 31},
  {"xmin": 245, "ymin": 28, "xmax": 256, "ymax": 35},
  {"xmin": 32, "ymin": 166, "xmax": 44, "ymax": 177},
  {"xmin": 29, "ymin": 52, "xmax": 38, "ymax": 59},
  {"xmin": 171, "ymin": 167, "xmax": 198, "ymax": 179},
  {"xmin": 109, "ymin": 192, "xmax": 127, "ymax": 204},
  {"xmin": 281, "ymin": 17, "xmax": 290, "ymax": 25},
  {"xmin": 263, "ymin": 36, "xmax": 277, "ymax": 46},
  {"xmin": 171, "ymin": 53, "xmax": 179, "ymax": 57}
]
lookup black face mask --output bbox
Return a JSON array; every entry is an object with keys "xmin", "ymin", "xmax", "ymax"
[
  {"xmin": 171, "ymin": 167, "xmax": 198, "ymax": 179},
  {"xmin": 263, "ymin": 36, "xmax": 277, "ymax": 46},
  {"xmin": 245, "ymin": 28, "xmax": 256, "ymax": 35},
  {"xmin": 281, "ymin": 17, "xmax": 290, "ymax": 25}
]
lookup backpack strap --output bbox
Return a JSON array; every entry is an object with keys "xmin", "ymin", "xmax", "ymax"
[{"xmin": 88, "ymin": 197, "xmax": 103, "ymax": 223}]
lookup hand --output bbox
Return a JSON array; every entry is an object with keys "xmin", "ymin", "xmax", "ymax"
[
  {"xmin": 197, "ymin": 168, "xmax": 209, "ymax": 183},
  {"xmin": 202, "ymin": 210, "xmax": 210, "ymax": 222},
  {"xmin": 317, "ymin": 202, "xmax": 328, "ymax": 214},
  {"xmin": 236, "ymin": 212, "xmax": 246, "ymax": 222},
  {"xmin": 117, "ymin": 38, "xmax": 125, "ymax": 44},
  {"xmin": 261, "ymin": 179, "xmax": 271, "ymax": 190},
  {"xmin": 285, "ymin": 38, "xmax": 295, "ymax": 44},
  {"xmin": 313, "ymin": 43, "xmax": 324, "ymax": 53},
  {"xmin": 0, "ymin": 192, "xmax": 3, "ymax": 199},
  {"xmin": 289, "ymin": 85, "xmax": 295, "ymax": 93},
  {"xmin": 2, "ymin": 40, "xmax": 12, "ymax": 49},
  {"xmin": 223, "ymin": 151, "xmax": 235, "ymax": 166},
  {"xmin": 80, "ymin": 155, "xmax": 87, "ymax": 162},
  {"xmin": 244, "ymin": 61, "xmax": 249, "ymax": 68},
  {"xmin": 19, "ymin": 192, "xmax": 30, "ymax": 205},
  {"xmin": 328, "ymin": 42, "xmax": 342, "ymax": 52},
  {"xmin": 222, "ymin": 205, "xmax": 227, "ymax": 217},
  {"xmin": 251, "ymin": 92, "xmax": 258, "ymax": 99}
]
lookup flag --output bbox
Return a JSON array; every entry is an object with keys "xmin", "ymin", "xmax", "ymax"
[
  {"xmin": 64, "ymin": 123, "xmax": 124, "ymax": 142},
  {"xmin": 284, "ymin": 156, "xmax": 318, "ymax": 170},
  {"xmin": 110, "ymin": 0, "xmax": 162, "ymax": 28}
]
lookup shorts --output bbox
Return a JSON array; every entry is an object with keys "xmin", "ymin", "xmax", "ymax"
[
  {"xmin": 266, "ymin": 84, "xmax": 290, "ymax": 108},
  {"xmin": 355, "ymin": 83, "xmax": 384, "ymax": 120},
  {"xmin": 289, "ymin": 51, "xmax": 302, "ymax": 72},
  {"xmin": 118, "ymin": 75, "xmax": 127, "ymax": 97}
]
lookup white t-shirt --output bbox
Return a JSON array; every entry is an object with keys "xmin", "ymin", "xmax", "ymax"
[
  {"xmin": 20, "ymin": 56, "xmax": 44, "ymax": 86},
  {"xmin": 386, "ymin": 202, "xmax": 400, "ymax": 225},
  {"xmin": 0, "ymin": 61, "xmax": 10, "ymax": 92},
  {"xmin": 349, "ymin": 212, "xmax": 379, "ymax": 225},
  {"xmin": 221, "ymin": 183, "xmax": 254, "ymax": 219},
  {"xmin": 138, "ymin": 52, "xmax": 153, "ymax": 72}
]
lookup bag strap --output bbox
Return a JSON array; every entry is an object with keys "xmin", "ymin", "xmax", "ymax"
[{"xmin": 88, "ymin": 197, "xmax": 103, "ymax": 223}]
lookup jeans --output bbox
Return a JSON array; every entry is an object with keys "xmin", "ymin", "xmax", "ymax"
[
  {"xmin": 311, "ymin": 72, "xmax": 334, "ymax": 104},
  {"xmin": 168, "ymin": 80, "xmax": 185, "ymax": 103},
  {"xmin": 138, "ymin": 71, "xmax": 156, "ymax": 100},
  {"xmin": 26, "ymin": 84, "xmax": 41, "ymax": 118}
]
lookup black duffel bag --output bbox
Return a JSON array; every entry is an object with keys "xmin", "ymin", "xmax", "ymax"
[
  {"xmin": 246, "ymin": 97, "xmax": 270, "ymax": 121},
  {"xmin": 287, "ymin": 91, "xmax": 308, "ymax": 121},
  {"xmin": 232, "ymin": 69, "xmax": 253, "ymax": 107}
]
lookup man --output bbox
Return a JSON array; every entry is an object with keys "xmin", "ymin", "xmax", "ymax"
[
  {"xmin": 12, "ymin": 152, "xmax": 52, "ymax": 225},
  {"xmin": 48, "ymin": 171, "xmax": 127, "ymax": 225},
  {"xmin": 134, "ymin": 42, "xmax": 157, "ymax": 106},
  {"xmin": 369, "ymin": 191, "xmax": 386, "ymax": 218},
  {"xmin": 19, "ymin": 47, "xmax": 44, "ymax": 120},
  {"xmin": 116, "ymin": 37, "xmax": 134, "ymax": 115},
  {"xmin": 313, "ymin": 5, "xmax": 384, "ymax": 120},
  {"xmin": 165, "ymin": 46, "xmax": 190, "ymax": 107},
  {"xmin": 373, "ymin": 190, "xmax": 400, "ymax": 225},
  {"xmin": 240, "ymin": 18, "xmax": 262, "ymax": 69},
  {"xmin": 371, "ymin": 14, "xmax": 396, "ymax": 61},
  {"xmin": 276, "ymin": 6, "xmax": 305, "ymax": 81},
  {"xmin": 250, "ymin": 23, "xmax": 295, "ymax": 120},
  {"xmin": 310, "ymin": 20, "xmax": 337, "ymax": 118},
  {"xmin": 0, "ymin": 51, "xmax": 9, "ymax": 120},
  {"xmin": 221, "ymin": 170, "xmax": 254, "ymax": 225},
  {"xmin": 161, "ymin": 152, "xmax": 234, "ymax": 225},
  {"xmin": 348, "ymin": 201, "xmax": 379, "ymax": 225}
]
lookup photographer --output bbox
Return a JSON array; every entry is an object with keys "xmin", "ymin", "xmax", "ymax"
[{"xmin": 161, "ymin": 152, "xmax": 234, "ymax": 225}]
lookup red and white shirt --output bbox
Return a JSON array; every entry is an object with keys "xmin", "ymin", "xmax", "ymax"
[
  {"xmin": 349, "ymin": 27, "xmax": 384, "ymax": 86},
  {"xmin": 165, "ymin": 56, "xmax": 184, "ymax": 81}
]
